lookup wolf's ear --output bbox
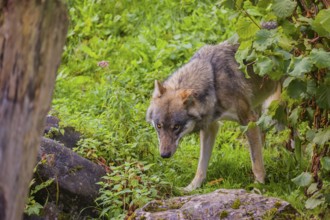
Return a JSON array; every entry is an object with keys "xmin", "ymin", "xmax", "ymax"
[
  {"xmin": 180, "ymin": 89, "xmax": 194, "ymax": 106},
  {"xmin": 153, "ymin": 80, "xmax": 166, "ymax": 98},
  {"xmin": 146, "ymin": 106, "xmax": 153, "ymax": 122}
]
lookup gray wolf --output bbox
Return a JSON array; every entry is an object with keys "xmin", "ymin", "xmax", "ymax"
[{"xmin": 146, "ymin": 41, "xmax": 279, "ymax": 191}]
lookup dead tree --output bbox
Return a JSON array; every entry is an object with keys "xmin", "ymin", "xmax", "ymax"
[{"xmin": 0, "ymin": 1, "xmax": 68, "ymax": 219}]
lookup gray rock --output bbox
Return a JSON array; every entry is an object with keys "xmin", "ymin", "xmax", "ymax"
[
  {"xmin": 44, "ymin": 115, "xmax": 81, "ymax": 149},
  {"xmin": 44, "ymin": 115, "xmax": 60, "ymax": 133},
  {"xmin": 33, "ymin": 138, "xmax": 106, "ymax": 218},
  {"xmin": 134, "ymin": 189, "xmax": 299, "ymax": 220}
]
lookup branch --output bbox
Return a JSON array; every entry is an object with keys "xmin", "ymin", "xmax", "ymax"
[
  {"xmin": 320, "ymin": 0, "xmax": 330, "ymax": 8},
  {"xmin": 298, "ymin": 0, "xmax": 311, "ymax": 16},
  {"xmin": 241, "ymin": 9, "xmax": 261, "ymax": 29}
]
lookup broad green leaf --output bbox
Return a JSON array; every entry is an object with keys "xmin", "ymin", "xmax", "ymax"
[
  {"xmin": 310, "ymin": 48, "xmax": 330, "ymax": 69},
  {"xmin": 257, "ymin": 0, "xmax": 271, "ymax": 8},
  {"xmin": 282, "ymin": 20, "xmax": 297, "ymax": 36},
  {"xmin": 253, "ymin": 29, "xmax": 277, "ymax": 51},
  {"xmin": 25, "ymin": 202, "xmax": 43, "ymax": 215},
  {"xmin": 246, "ymin": 49, "xmax": 257, "ymax": 62},
  {"xmin": 307, "ymin": 183, "xmax": 318, "ymax": 195},
  {"xmin": 272, "ymin": 0, "xmax": 296, "ymax": 18},
  {"xmin": 288, "ymin": 56, "xmax": 312, "ymax": 77},
  {"xmin": 313, "ymin": 128, "xmax": 330, "ymax": 146},
  {"xmin": 321, "ymin": 157, "xmax": 330, "ymax": 171},
  {"xmin": 316, "ymin": 85, "xmax": 330, "ymax": 109},
  {"xmin": 278, "ymin": 35, "xmax": 294, "ymax": 51},
  {"xmin": 270, "ymin": 101, "xmax": 287, "ymax": 125},
  {"xmin": 236, "ymin": 18, "xmax": 259, "ymax": 40},
  {"xmin": 235, "ymin": 47, "xmax": 249, "ymax": 69},
  {"xmin": 286, "ymin": 79, "xmax": 306, "ymax": 99},
  {"xmin": 235, "ymin": 0, "xmax": 244, "ymax": 9},
  {"xmin": 238, "ymin": 39, "xmax": 252, "ymax": 50},
  {"xmin": 291, "ymin": 172, "xmax": 313, "ymax": 187},
  {"xmin": 218, "ymin": 0, "xmax": 236, "ymax": 9},
  {"xmin": 306, "ymin": 80, "xmax": 317, "ymax": 96},
  {"xmin": 305, "ymin": 197, "xmax": 324, "ymax": 209},
  {"xmin": 254, "ymin": 56, "xmax": 274, "ymax": 76},
  {"xmin": 283, "ymin": 76, "xmax": 294, "ymax": 88},
  {"xmin": 311, "ymin": 8, "xmax": 330, "ymax": 38},
  {"xmin": 246, "ymin": 8, "xmax": 263, "ymax": 17},
  {"xmin": 306, "ymin": 130, "xmax": 316, "ymax": 142},
  {"xmin": 273, "ymin": 48, "xmax": 292, "ymax": 60},
  {"xmin": 288, "ymin": 107, "xmax": 301, "ymax": 125}
]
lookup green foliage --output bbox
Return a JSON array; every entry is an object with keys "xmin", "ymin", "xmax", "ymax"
[
  {"xmin": 291, "ymin": 172, "xmax": 313, "ymax": 187},
  {"xmin": 321, "ymin": 157, "xmax": 330, "ymax": 171},
  {"xmin": 288, "ymin": 56, "xmax": 312, "ymax": 77},
  {"xmin": 311, "ymin": 8, "xmax": 330, "ymax": 38},
  {"xmin": 95, "ymin": 160, "xmax": 163, "ymax": 219},
  {"xmin": 253, "ymin": 29, "xmax": 277, "ymax": 51},
  {"xmin": 272, "ymin": 0, "xmax": 297, "ymax": 18},
  {"xmin": 236, "ymin": 18, "xmax": 259, "ymax": 41},
  {"xmin": 310, "ymin": 48, "xmax": 330, "ymax": 69},
  {"xmin": 25, "ymin": 177, "xmax": 54, "ymax": 216},
  {"xmin": 220, "ymin": 0, "xmax": 330, "ymax": 217},
  {"xmin": 313, "ymin": 128, "xmax": 330, "ymax": 146}
]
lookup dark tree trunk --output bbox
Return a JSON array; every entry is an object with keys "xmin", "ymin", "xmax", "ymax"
[{"xmin": 0, "ymin": 1, "xmax": 68, "ymax": 219}]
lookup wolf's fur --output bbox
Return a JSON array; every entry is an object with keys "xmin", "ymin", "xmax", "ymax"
[{"xmin": 146, "ymin": 42, "xmax": 279, "ymax": 191}]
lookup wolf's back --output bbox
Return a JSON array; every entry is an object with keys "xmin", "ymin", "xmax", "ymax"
[{"xmin": 163, "ymin": 43, "xmax": 242, "ymax": 92}]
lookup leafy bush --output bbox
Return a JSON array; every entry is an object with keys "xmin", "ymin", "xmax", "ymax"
[
  {"xmin": 25, "ymin": 161, "xmax": 54, "ymax": 216},
  {"xmin": 220, "ymin": 0, "xmax": 330, "ymax": 216},
  {"xmin": 96, "ymin": 160, "xmax": 161, "ymax": 219}
]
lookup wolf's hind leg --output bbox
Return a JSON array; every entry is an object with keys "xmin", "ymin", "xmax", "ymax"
[
  {"xmin": 245, "ymin": 113, "xmax": 266, "ymax": 183},
  {"xmin": 184, "ymin": 121, "xmax": 219, "ymax": 192}
]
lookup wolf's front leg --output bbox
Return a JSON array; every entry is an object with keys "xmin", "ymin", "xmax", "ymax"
[
  {"xmin": 184, "ymin": 122, "xmax": 219, "ymax": 192},
  {"xmin": 246, "ymin": 125, "xmax": 266, "ymax": 183}
]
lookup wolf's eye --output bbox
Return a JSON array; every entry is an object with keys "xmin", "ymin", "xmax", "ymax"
[
  {"xmin": 174, "ymin": 124, "xmax": 180, "ymax": 130},
  {"xmin": 157, "ymin": 124, "xmax": 162, "ymax": 129}
]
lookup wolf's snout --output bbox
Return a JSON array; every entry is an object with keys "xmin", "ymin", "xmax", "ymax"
[{"xmin": 160, "ymin": 151, "xmax": 172, "ymax": 158}]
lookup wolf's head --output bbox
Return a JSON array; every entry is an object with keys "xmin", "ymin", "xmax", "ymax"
[{"xmin": 146, "ymin": 80, "xmax": 201, "ymax": 158}]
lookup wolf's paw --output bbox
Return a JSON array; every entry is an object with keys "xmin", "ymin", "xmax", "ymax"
[
  {"xmin": 253, "ymin": 168, "xmax": 265, "ymax": 184},
  {"xmin": 182, "ymin": 184, "xmax": 195, "ymax": 193},
  {"xmin": 255, "ymin": 174, "xmax": 265, "ymax": 184},
  {"xmin": 182, "ymin": 181, "xmax": 202, "ymax": 193}
]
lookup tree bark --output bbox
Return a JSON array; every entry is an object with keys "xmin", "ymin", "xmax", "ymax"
[{"xmin": 0, "ymin": 1, "xmax": 68, "ymax": 220}]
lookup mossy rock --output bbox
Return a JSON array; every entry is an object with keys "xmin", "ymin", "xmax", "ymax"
[{"xmin": 134, "ymin": 189, "xmax": 300, "ymax": 220}]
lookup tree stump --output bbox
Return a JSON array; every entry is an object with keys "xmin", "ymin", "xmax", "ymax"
[{"xmin": 0, "ymin": 1, "xmax": 68, "ymax": 219}]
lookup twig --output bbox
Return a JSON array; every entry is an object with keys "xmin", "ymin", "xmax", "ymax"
[
  {"xmin": 320, "ymin": 0, "xmax": 330, "ymax": 8},
  {"xmin": 241, "ymin": 9, "xmax": 261, "ymax": 29},
  {"xmin": 308, "ymin": 36, "xmax": 320, "ymax": 43},
  {"xmin": 298, "ymin": 0, "xmax": 310, "ymax": 13}
]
